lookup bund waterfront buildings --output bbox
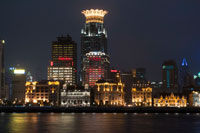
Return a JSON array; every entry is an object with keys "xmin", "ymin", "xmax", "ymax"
[
  {"xmin": 81, "ymin": 9, "xmax": 110, "ymax": 87},
  {"xmin": 94, "ymin": 79, "xmax": 125, "ymax": 106},
  {"xmin": 48, "ymin": 35, "xmax": 77, "ymax": 85},
  {"xmin": 2, "ymin": 8, "xmax": 200, "ymax": 109}
]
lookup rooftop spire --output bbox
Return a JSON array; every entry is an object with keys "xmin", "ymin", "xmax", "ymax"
[{"xmin": 181, "ymin": 58, "xmax": 188, "ymax": 66}]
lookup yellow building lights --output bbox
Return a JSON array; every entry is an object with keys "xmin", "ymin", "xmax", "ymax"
[
  {"xmin": 14, "ymin": 69, "xmax": 25, "ymax": 74},
  {"xmin": 82, "ymin": 9, "xmax": 108, "ymax": 23},
  {"xmin": 48, "ymin": 81, "xmax": 60, "ymax": 86}
]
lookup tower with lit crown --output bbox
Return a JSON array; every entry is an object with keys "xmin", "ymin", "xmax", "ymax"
[{"xmin": 81, "ymin": 9, "xmax": 110, "ymax": 86}]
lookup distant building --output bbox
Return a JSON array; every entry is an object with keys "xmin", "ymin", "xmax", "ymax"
[
  {"xmin": 82, "ymin": 52, "xmax": 110, "ymax": 88},
  {"xmin": 11, "ymin": 68, "xmax": 26, "ymax": 104},
  {"xmin": 132, "ymin": 83, "xmax": 152, "ymax": 107},
  {"xmin": 179, "ymin": 58, "xmax": 193, "ymax": 92},
  {"xmin": 48, "ymin": 35, "xmax": 77, "ymax": 85},
  {"xmin": 94, "ymin": 79, "xmax": 125, "ymax": 106},
  {"xmin": 121, "ymin": 71, "xmax": 133, "ymax": 105},
  {"xmin": 25, "ymin": 81, "xmax": 63, "ymax": 106},
  {"xmin": 61, "ymin": 85, "xmax": 90, "ymax": 107},
  {"xmin": 154, "ymin": 93, "xmax": 187, "ymax": 107},
  {"xmin": 188, "ymin": 91, "xmax": 200, "ymax": 107},
  {"xmin": 162, "ymin": 60, "xmax": 179, "ymax": 92},
  {"xmin": 0, "ymin": 40, "xmax": 5, "ymax": 99}
]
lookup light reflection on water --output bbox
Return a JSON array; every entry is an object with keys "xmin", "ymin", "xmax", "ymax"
[{"xmin": 0, "ymin": 113, "xmax": 200, "ymax": 133}]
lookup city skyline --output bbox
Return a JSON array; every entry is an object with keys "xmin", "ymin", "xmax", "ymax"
[{"xmin": 0, "ymin": 1, "xmax": 200, "ymax": 81}]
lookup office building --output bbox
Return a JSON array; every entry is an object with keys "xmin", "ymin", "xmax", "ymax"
[
  {"xmin": 132, "ymin": 82, "xmax": 152, "ymax": 107},
  {"xmin": 81, "ymin": 9, "xmax": 109, "ymax": 83},
  {"xmin": 48, "ymin": 35, "xmax": 77, "ymax": 85},
  {"xmin": 25, "ymin": 80, "xmax": 63, "ymax": 106},
  {"xmin": 61, "ymin": 85, "xmax": 90, "ymax": 107},
  {"xmin": 82, "ymin": 51, "xmax": 110, "ymax": 88},
  {"xmin": 94, "ymin": 79, "xmax": 125, "ymax": 106},
  {"xmin": 162, "ymin": 60, "xmax": 179, "ymax": 92},
  {"xmin": 11, "ymin": 68, "xmax": 26, "ymax": 104}
]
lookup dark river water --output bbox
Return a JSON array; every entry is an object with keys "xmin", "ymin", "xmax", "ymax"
[{"xmin": 0, "ymin": 113, "xmax": 200, "ymax": 133}]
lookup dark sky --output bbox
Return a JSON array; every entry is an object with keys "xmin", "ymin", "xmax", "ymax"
[{"xmin": 0, "ymin": 0, "xmax": 200, "ymax": 81}]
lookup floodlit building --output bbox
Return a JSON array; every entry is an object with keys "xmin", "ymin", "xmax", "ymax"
[
  {"xmin": 132, "ymin": 87, "xmax": 152, "ymax": 107},
  {"xmin": 154, "ymin": 93, "xmax": 187, "ymax": 107},
  {"xmin": 25, "ymin": 80, "xmax": 62, "ymax": 106},
  {"xmin": 94, "ymin": 79, "xmax": 125, "ymax": 106},
  {"xmin": 188, "ymin": 91, "xmax": 200, "ymax": 107},
  {"xmin": 82, "ymin": 51, "xmax": 110, "ymax": 88},
  {"xmin": 48, "ymin": 35, "xmax": 77, "ymax": 85},
  {"xmin": 61, "ymin": 85, "xmax": 90, "ymax": 107}
]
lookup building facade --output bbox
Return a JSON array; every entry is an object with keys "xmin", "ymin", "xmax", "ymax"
[
  {"xmin": 81, "ymin": 9, "xmax": 109, "ymax": 83},
  {"xmin": 154, "ymin": 93, "xmax": 187, "ymax": 107},
  {"xmin": 188, "ymin": 91, "xmax": 200, "ymax": 107},
  {"xmin": 82, "ymin": 51, "xmax": 110, "ymax": 88},
  {"xmin": 25, "ymin": 81, "xmax": 62, "ymax": 106},
  {"xmin": 48, "ymin": 35, "xmax": 77, "ymax": 85},
  {"xmin": 132, "ymin": 85, "xmax": 152, "ymax": 107},
  {"xmin": 94, "ymin": 79, "xmax": 124, "ymax": 106},
  {"xmin": 61, "ymin": 85, "xmax": 90, "ymax": 107},
  {"xmin": 162, "ymin": 60, "xmax": 179, "ymax": 92},
  {"xmin": 11, "ymin": 69, "xmax": 26, "ymax": 104}
]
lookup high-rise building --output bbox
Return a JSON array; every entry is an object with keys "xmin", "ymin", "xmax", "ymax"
[
  {"xmin": 11, "ymin": 68, "xmax": 26, "ymax": 104},
  {"xmin": 81, "ymin": 9, "xmax": 108, "ymax": 59},
  {"xmin": 82, "ymin": 51, "xmax": 110, "ymax": 88},
  {"xmin": 81, "ymin": 9, "xmax": 108, "ymax": 83},
  {"xmin": 162, "ymin": 60, "xmax": 179, "ymax": 92},
  {"xmin": 0, "ymin": 40, "xmax": 5, "ymax": 99},
  {"xmin": 48, "ymin": 35, "xmax": 77, "ymax": 85},
  {"xmin": 179, "ymin": 58, "xmax": 193, "ymax": 92}
]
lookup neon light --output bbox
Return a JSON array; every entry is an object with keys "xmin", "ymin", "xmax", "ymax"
[
  {"xmin": 111, "ymin": 70, "xmax": 117, "ymax": 72},
  {"xmin": 50, "ymin": 61, "xmax": 53, "ymax": 66},
  {"xmin": 89, "ymin": 57, "xmax": 101, "ymax": 61},
  {"xmin": 14, "ymin": 69, "xmax": 25, "ymax": 74},
  {"xmin": 58, "ymin": 57, "xmax": 73, "ymax": 61}
]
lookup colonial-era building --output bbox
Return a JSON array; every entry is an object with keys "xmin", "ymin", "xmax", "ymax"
[
  {"xmin": 188, "ymin": 91, "xmax": 200, "ymax": 107},
  {"xmin": 61, "ymin": 85, "xmax": 90, "ymax": 107},
  {"xmin": 132, "ymin": 87, "xmax": 152, "ymax": 107},
  {"xmin": 25, "ymin": 80, "xmax": 62, "ymax": 106},
  {"xmin": 94, "ymin": 79, "xmax": 124, "ymax": 106},
  {"xmin": 154, "ymin": 93, "xmax": 187, "ymax": 107}
]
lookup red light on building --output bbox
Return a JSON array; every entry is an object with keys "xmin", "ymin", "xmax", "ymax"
[
  {"xmin": 89, "ymin": 57, "xmax": 101, "ymax": 61},
  {"xmin": 111, "ymin": 70, "xmax": 118, "ymax": 73},
  {"xmin": 58, "ymin": 57, "xmax": 73, "ymax": 61},
  {"xmin": 50, "ymin": 61, "xmax": 53, "ymax": 66}
]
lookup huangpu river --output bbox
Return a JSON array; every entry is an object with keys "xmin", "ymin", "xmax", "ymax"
[{"xmin": 0, "ymin": 113, "xmax": 199, "ymax": 133}]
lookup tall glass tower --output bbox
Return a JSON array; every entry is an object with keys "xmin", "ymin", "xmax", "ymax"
[
  {"xmin": 81, "ymin": 9, "xmax": 109, "ymax": 85},
  {"xmin": 81, "ymin": 9, "xmax": 108, "ymax": 59},
  {"xmin": 48, "ymin": 35, "xmax": 77, "ymax": 85}
]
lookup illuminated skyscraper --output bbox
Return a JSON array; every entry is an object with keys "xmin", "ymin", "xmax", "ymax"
[
  {"xmin": 81, "ymin": 9, "xmax": 108, "ymax": 58},
  {"xmin": 81, "ymin": 9, "xmax": 108, "ymax": 83},
  {"xmin": 162, "ymin": 60, "xmax": 179, "ymax": 92},
  {"xmin": 48, "ymin": 35, "xmax": 77, "ymax": 85},
  {"xmin": 82, "ymin": 52, "xmax": 110, "ymax": 88},
  {"xmin": 0, "ymin": 40, "xmax": 5, "ymax": 99}
]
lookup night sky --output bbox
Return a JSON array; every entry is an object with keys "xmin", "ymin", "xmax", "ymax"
[{"xmin": 0, "ymin": 0, "xmax": 200, "ymax": 81}]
